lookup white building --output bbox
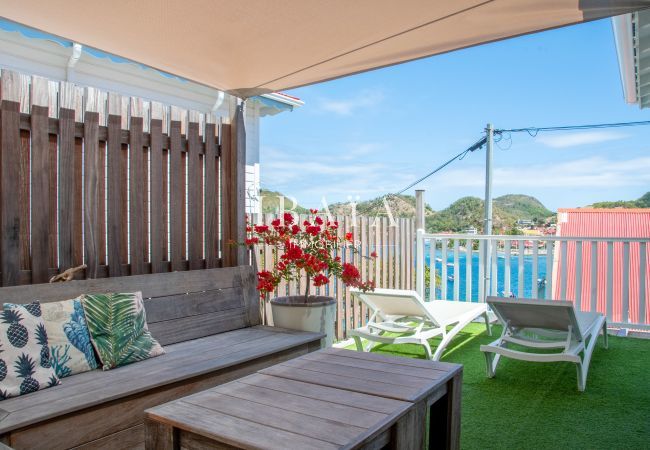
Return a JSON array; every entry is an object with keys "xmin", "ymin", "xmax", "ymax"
[
  {"xmin": 613, "ymin": 10, "xmax": 650, "ymax": 109},
  {"xmin": 0, "ymin": 18, "xmax": 302, "ymax": 215}
]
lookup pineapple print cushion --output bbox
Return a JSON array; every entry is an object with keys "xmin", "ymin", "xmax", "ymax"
[
  {"xmin": 81, "ymin": 292, "xmax": 164, "ymax": 370},
  {"xmin": 40, "ymin": 299, "xmax": 99, "ymax": 378},
  {"xmin": 0, "ymin": 302, "xmax": 60, "ymax": 400}
]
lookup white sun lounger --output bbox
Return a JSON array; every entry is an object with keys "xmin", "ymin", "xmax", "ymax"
[
  {"xmin": 480, "ymin": 297, "xmax": 608, "ymax": 391},
  {"xmin": 349, "ymin": 289, "xmax": 491, "ymax": 361}
]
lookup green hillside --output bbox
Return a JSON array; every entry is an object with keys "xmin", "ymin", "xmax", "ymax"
[
  {"xmin": 590, "ymin": 191, "xmax": 650, "ymax": 209},
  {"xmin": 494, "ymin": 194, "xmax": 554, "ymax": 221},
  {"xmin": 259, "ymin": 189, "xmax": 309, "ymax": 214},
  {"xmin": 426, "ymin": 195, "xmax": 555, "ymax": 233},
  {"xmin": 328, "ymin": 194, "xmax": 434, "ymax": 218}
]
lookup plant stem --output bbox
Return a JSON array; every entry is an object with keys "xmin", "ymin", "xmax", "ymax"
[{"xmin": 304, "ymin": 275, "xmax": 310, "ymax": 301}]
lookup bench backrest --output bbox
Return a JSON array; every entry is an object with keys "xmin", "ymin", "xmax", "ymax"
[{"xmin": 0, "ymin": 266, "xmax": 260, "ymax": 346}]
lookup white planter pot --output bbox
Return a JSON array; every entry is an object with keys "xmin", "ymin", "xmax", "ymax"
[{"xmin": 270, "ymin": 296, "xmax": 336, "ymax": 348}]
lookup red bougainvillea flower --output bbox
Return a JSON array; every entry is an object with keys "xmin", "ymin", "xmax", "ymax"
[
  {"xmin": 254, "ymin": 225, "xmax": 269, "ymax": 234},
  {"xmin": 309, "ymin": 208, "xmax": 319, "ymax": 214},
  {"xmin": 241, "ymin": 212, "xmax": 376, "ymax": 301},
  {"xmin": 313, "ymin": 274, "xmax": 329, "ymax": 286}
]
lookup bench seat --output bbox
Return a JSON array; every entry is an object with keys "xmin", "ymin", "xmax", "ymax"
[
  {"xmin": 0, "ymin": 325, "xmax": 321, "ymax": 449},
  {"xmin": 0, "ymin": 266, "xmax": 324, "ymax": 449}
]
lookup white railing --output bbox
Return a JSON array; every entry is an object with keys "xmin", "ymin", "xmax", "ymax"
[{"xmin": 416, "ymin": 232, "xmax": 650, "ymax": 330}]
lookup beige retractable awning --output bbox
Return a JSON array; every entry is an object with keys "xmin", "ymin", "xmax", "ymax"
[{"xmin": 1, "ymin": 0, "xmax": 649, "ymax": 97}]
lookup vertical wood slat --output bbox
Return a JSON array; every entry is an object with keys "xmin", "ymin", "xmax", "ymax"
[
  {"xmin": 504, "ymin": 240, "xmax": 511, "ymax": 297},
  {"xmin": 18, "ymin": 127, "xmax": 30, "ymax": 273},
  {"xmin": 344, "ymin": 216, "xmax": 353, "ymax": 334},
  {"xmin": 360, "ymin": 216, "xmax": 368, "ymax": 324},
  {"xmin": 590, "ymin": 241, "xmax": 598, "ymax": 313},
  {"xmin": 531, "ymin": 241, "xmax": 539, "ymax": 298},
  {"xmin": 639, "ymin": 242, "xmax": 647, "ymax": 325},
  {"xmin": 58, "ymin": 83, "xmax": 78, "ymax": 271},
  {"xmin": 381, "ymin": 218, "xmax": 388, "ymax": 289},
  {"xmin": 441, "ymin": 239, "xmax": 448, "ymax": 301},
  {"xmin": 429, "ymin": 238, "xmax": 435, "ymax": 301},
  {"xmin": 0, "ymin": 70, "xmax": 21, "ymax": 286},
  {"xmin": 149, "ymin": 103, "xmax": 165, "ymax": 273},
  {"xmin": 465, "ymin": 239, "xmax": 472, "ymax": 302},
  {"xmin": 83, "ymin": 88, "xmax": 101, "ymax": 278},
  {"xmin": 622, "ymin": 241, "xmax": 630, "ymax": 324},
  {"xmin": 490, "ymin": 239, "xmax": 498, "ymax": 297},
  {"xmin": 517, "ymin": 239, "xmax": 524, "ymax": 299},
  {"xmin": 107, "ymin": 93, "xmax": 126, "ymax": 277},
  {"xmin": 188, "ymin": 117, "xmax": 202, "ymax": 270},
  {"xmin": 170, "ymin": 109, "xmax": 184, "ymax": 271},
  {"xmin": 560, "ymin": 240, "xmax": 568, "ymax": 299},
  {"xmin": 204, "ymin": 121, "xmax": 218, "ymax": 268},
  {"xmin": 453, "ymin": 240, "xmax": 460, "ymax": 301},
  {"xmin": 606, "ymin": 241, "xmax": 614, "ymax": 321},
  {"xmin": 373, "ymin": 217, "xmax": 380, "ymax": 288},
  {"xmin": 129, "ymin": 100, "xmax": 145, "ymax": 275},
  {"xmin": 399, "ymin": 218, "xmax": 406, "ymax": 289},
  {"xmin": 545, "ymin": 241, "xmax": 554, "ymax": 300},
  {"xmin": 387, "ymin": 219, "xmax": 394, "ymax": 289},
  {"xmin": 29, "ymin": 76, "xmax": 51, "ymax": 283},
  {"xmin": 574, "ymin": 240, "xmax": 582, "ymax": 311},
  {"xmin": 478, "ymin": 240, "xmax": 485, "ymax": 303},
  {"xmin": 335, "ymin": 215, "xmax": 344, "ymax": 339}
]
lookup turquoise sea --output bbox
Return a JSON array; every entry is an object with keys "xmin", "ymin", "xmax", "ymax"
[{"xmin": 425, "ymin": 249, "xmax": 548, "ymax": 301}]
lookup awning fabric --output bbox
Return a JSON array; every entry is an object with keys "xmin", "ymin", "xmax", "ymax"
[{"xmin": 1, "ymin": 1, "xmax": 649, "ymax": 97}]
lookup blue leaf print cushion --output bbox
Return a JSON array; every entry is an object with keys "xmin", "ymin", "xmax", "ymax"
[{"xmin": 41, "ymin": 298, "xmax": 98, "ymax": 377}]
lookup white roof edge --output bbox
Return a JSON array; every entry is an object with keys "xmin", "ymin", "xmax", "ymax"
[
  {"xmin": 260, "ymin": 92, "xmax": 304, "ymax": 108},
  {"xmin": 612, "ymin": 13, "xmax": 638, "ymax": 105}
]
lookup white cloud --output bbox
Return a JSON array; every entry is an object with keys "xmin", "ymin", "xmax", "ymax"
[
  {"xmin": 318, "ymin": 90, "xmax": 384, "ymax": 115},
  {"xmin": 536, "ymin": 131, "xmax": 626, "ymax": 148},
  {"xmin": 426, "ymin": 156, "xmax": 650, "ymax": 189}
]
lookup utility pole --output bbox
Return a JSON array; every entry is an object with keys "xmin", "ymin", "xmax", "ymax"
[{"xmin": 483, "ymin": 123, "xmax": 494, "ymax": 300}]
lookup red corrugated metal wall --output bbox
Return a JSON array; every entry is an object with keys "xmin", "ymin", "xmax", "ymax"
[{"xmin": 554, "ymin": 209, "xmax": 650, "ymax": 325}]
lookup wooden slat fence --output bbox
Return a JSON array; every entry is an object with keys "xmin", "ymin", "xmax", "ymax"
[
  {"xmin": 0, "ymin": 69, "xmax": 242, "ymax": 286},
  {"xmin": 254, "ymin": 214, "xmax": 415, "ymax": 340}
]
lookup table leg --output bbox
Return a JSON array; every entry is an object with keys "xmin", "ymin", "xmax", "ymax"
[
  {"xmin": 392, "ymin": 401, "xmax": 426, "ymax": 450},
  {"xmin": 144, "ymin": 418, "xmax": 179, "ymax": 450},
  {"xmin": 429, "ymin": 371, "xmax": 462, "ymax": 450}
]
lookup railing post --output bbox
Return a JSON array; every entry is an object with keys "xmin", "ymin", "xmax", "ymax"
[
  {"xmin": 416, "ymin": 228, "xmax": 425, "ymax": 299},
  {"xmin": 415, "ymin": 190, "xmax": 426, "ymax": 299}
]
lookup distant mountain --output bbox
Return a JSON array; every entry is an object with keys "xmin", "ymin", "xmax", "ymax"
[
  {"xmin": 426, "ymin": 195, "xmax": 554, "ymax": 233},
  {"xmin": 493, "ymin": 194, "xmax": 554, "ymax": 221},
  {"xmin": 260, "ymin": 188, "xmax": 555, "ymax": 233},
  {"xmin": 259, "ymin": 189, "xmax": 310, "ymax": 214},
  {"xmin": 327, "ymin": 194, "xmax": 434, "ymax": 218},
  {"xmin": 590, "ymin": 191, "xmax": 650, "ymax": 209}
]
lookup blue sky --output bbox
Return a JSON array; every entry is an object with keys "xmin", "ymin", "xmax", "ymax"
[{"xmin": 260, "ymin": 18, "xmax": 649, "ymax": 211}]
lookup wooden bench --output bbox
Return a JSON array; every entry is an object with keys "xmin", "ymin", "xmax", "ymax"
[{"xmin": 0, "ymin": 266, "xmax": 323, "ymax": 449}]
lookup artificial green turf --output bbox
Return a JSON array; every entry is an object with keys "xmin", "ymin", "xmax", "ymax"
[{"xmin": 346, "ymin": 324, "xmax": 650, "ymax": 449}]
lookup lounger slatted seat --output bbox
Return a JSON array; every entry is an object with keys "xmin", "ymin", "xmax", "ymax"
[
  {"xmin": 480, "ymin": 296, "xmax": 607, "ymax": 391},
  {"xmin": 350, "ymin": 289, "xmax": 491, "ymax": 361},
  {"xmin": 0, "ymin": 266, "xmax": 323, "ymax": 449}
]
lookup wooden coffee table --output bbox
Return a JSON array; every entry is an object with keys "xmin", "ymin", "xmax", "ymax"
[{"xmin": 145, "ymin": 348, "xmax": 462, "ymax": 449}]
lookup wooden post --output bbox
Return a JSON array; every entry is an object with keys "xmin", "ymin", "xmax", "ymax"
[
  {"xmin": 0, "ymin": 70, "xmax": 21, "ymax": 286},
  {"xmin": 30, "ymin": 76, "xmax": 51, "ymax": 284},
  {"xmin": 83, "ymin": 87, "xmax": 101, "ymax": 279},
  {"xmin": 221, "ymin": 101, "xmax": 247, "ymax": 267}
]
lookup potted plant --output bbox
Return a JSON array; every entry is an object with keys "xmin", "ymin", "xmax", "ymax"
[{"xmin": 243, "ymin": 210, "xmax": 376, "ymax": 347}]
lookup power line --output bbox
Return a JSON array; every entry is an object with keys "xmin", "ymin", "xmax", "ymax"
[
  {"xmin": 394, "ymin": 135, "xmax": 487, "ymax": 195},
  {"xmin": 496, "ymin": 120, "xmax": 650, "ymax": 137}
]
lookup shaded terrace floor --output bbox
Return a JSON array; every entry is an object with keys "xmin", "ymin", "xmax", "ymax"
[{"xmin": 347, "ymin": 323, "xmax": 649, "ymax": 449}]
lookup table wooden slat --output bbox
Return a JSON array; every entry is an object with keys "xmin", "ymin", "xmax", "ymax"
[{"xmin": 148, "ymin": 401, "xmax": 338, "ymax": 450}]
